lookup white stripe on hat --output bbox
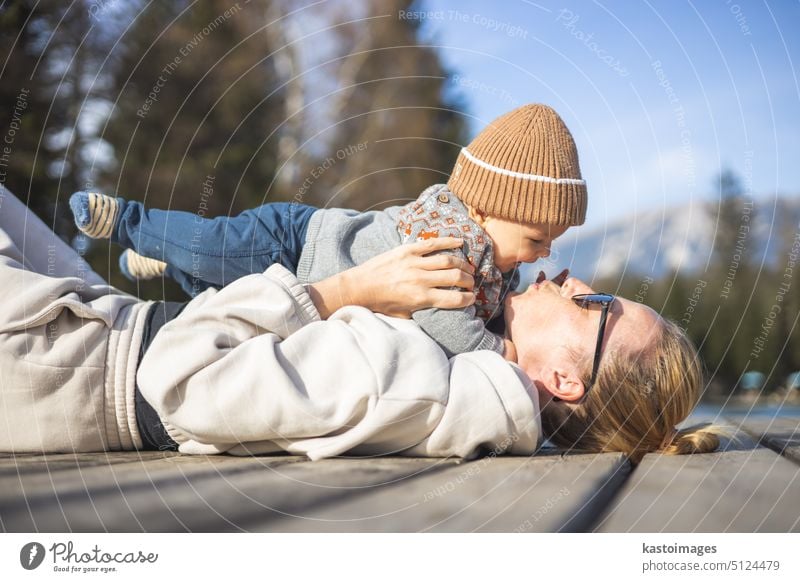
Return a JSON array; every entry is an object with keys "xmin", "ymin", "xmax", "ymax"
[{"xmin": 460, "ymin": 147, "xmax": 586, "ymax": 186}]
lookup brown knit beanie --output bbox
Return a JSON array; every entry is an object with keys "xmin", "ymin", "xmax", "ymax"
[{"xmin": 447, "ymin": 104, "xmax": 587, "ymax": 226}]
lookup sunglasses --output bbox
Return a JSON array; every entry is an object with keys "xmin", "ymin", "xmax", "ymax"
[{"xmin": 571, "ymin": 293, "xmax": 616, "ymax": 395}]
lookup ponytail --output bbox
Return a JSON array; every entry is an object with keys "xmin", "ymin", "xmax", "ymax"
[{"xmin": 660, "ymin": 422, "xmax": 736, "ymax": 456}]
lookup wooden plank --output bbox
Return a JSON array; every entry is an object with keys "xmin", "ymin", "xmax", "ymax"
[
  {"xmin": 725, "ymin": 416, "xmax": 800, "ymax": 464},
  {"xmin": 596, "ymin": 448, "xmax": 800, "ymax": 532},
  {"xmin": 0, "ymin": 451, "xmax": 184, "ymax": 476},
  {"xmin": 0, "ymin": 453, "xmax": 306, "ymax": 532},
  {"xmin": 259, "ymin": 453, "xmax": 631, "ymax": 532},
  {"xmin": 0, "ymin": 453, "xmax": 307, "ymax": 501},
  {"xmin": 0, "ymin": 455, "xmax": 456, "ymax": 532}
]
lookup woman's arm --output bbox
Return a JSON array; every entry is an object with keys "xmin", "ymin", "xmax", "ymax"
[
  {"xmin": 307, "ymin": 237, "xmax": 476, "ymax": 319},
  {"xmin": 137, "ymin": 262, "xmax": 456, "ymax": 458}
]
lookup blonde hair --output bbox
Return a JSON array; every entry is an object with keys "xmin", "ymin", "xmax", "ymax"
[{"xmin": 540, "ymin": 317, "xmax": 733, "ymax": 464}]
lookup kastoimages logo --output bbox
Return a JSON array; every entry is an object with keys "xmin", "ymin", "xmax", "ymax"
[{"xmin": 20, "ymin": 542, "xmax": 46, "ymax": 570}]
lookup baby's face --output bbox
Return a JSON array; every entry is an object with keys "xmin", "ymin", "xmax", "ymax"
[{"xmin": 482, "ymin": 219, "xmax": 568, "ymax": 273}]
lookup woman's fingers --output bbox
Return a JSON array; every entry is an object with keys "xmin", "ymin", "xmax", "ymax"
[
  {"xmin": 404, "ymin": 237, "xmax": 475, "ymax": 274},
  {"xmin": 416, "ymin": 251, "xmax": 474, "ymax": 273},
  {"xmin": 404, "ymin": 236, "xmax": 465, "ymax": 257},
  {"xmin": 420, "ymin": 267, "xmax": 474, "ymax": 291}
]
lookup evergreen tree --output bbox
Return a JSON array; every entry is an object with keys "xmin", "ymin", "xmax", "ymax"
[
  {"xmin": 0, "ymin": 1, "xmax": 100, "ymax": 238},
  {"xmin": 96, "ymin": 0, "xmax": 285, "ymax": 296},
  {"xmin": 99, "ymin": 0, "xmax": 284, "ymax": 215},
  {"xmin": 288, "ymin": 0, "xmax": 469, "ymax": 210},
  {"xmin": 702, "ymin": 169, "xmax": 754, "ymax": 390},
  {"xmin": 711, "ymin": 168, "xmax": 748, "ymax": 263}
]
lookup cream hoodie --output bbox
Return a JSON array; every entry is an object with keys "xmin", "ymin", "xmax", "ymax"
[
  {"xmin": 0, "ymin": 187, "xmax": 149, "ymax": 453},
  {"xmin": 138, "ymin": 264, "xmax": 541, "ymax": 460}
]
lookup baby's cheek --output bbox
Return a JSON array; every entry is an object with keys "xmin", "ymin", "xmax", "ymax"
[
  {"xmin": 517, "ymin": 250, "xmax": 540, "ymax": 263},
  {"xmin": 492, "ymin": 244, "xmax": 513, "ymax": 262}
]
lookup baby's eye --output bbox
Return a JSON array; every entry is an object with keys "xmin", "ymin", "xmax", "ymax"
[{"xmin": 529, "ymin": 239, "xmax": 543, "ymax": 244}]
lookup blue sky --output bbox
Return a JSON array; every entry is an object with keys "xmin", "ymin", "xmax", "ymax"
[{"xmin": 417, "ymin": 0, "xmax": 800, "ymax": 227}]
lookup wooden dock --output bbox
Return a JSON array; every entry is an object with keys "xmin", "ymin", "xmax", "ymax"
[{"xmin": 2, "ymin": 415, "xmax": 799, "ymax": 532}]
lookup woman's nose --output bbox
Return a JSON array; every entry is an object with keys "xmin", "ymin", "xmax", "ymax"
[{"xmin": 562, "ymin": 277, "xmax": 595, "ymax": 296}]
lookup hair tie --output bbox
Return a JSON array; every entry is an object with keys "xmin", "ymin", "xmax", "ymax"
[{"xmin": 660, "ymin": 427, "xmax": 679, "ymax": 450}]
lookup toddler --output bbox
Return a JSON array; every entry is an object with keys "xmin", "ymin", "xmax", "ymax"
[{"xmin": 70, "ymin": 104, "xmax": 587, "ymax": 358}]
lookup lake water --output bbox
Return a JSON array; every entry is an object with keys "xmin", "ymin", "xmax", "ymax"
[{"xmin": 692, "ymin": 402, "xmax": 800, "ymax": 419}]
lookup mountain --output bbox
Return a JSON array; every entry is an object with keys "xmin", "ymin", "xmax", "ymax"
[{"xmin": 526, "ymin": 195, "xmax": 800, "ymax": 283}]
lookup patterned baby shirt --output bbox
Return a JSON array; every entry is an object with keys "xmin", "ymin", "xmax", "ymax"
[{"xmin": 396, "ymin": 184, "xmax": 520, "ymax": 356}]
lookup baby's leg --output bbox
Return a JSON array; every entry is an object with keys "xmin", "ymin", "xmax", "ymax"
[
  {"xmin": 118, "ymin": 249, "xmax": 167, "ymax": 280},
  {"xmin": 174, "ymin": 201, "xmax": 317, "ymax": 286},
  {"xmin": 71, "ymin": 191, "xmax": 205, "ymax": 260},
  {"xmin": 71, "ymin": 192, "xmax": 189, "ymax": 280},
  {"xmin": 118, "ymin": 250, "xmax": 213, "ymax": 297},
  {"xmin": 70, "ymin": 191, "xmax": 316, "ymax": 288}
]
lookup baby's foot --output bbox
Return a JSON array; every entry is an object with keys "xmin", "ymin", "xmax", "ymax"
[
  {"xmin": 119, "ymin": 249, "xmax": 167, "ymax": 281},
  {"xmin": 69, "ymin": 191, "xmax": 121, "ymax": 239}
]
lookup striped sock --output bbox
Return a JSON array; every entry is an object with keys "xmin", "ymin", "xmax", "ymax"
[
  {"xmin": 69, "ymin": 191, "xmax": 121, "ymax": 239},
  {"xmin": 120, "ymin": 249, "xmax": 167, "ymax": 280}
]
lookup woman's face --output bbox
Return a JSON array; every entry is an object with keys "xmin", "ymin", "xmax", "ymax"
[{"xmin": 504, "ymin": 276, "xmax": 662, "ymax": 405}]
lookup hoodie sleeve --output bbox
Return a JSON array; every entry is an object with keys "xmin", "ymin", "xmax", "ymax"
[
  {"xmin": 399, "ymin": 352, "xmax": 541, "ymax": 459},
  {"xmin": 136, "ymin": 264, "xmax": 453, "ymax": 460}
]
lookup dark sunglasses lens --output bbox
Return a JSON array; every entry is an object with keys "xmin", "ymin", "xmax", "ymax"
[{"xmin": 573, "ymin": 293, "xmax": 614, "ymax": 306}]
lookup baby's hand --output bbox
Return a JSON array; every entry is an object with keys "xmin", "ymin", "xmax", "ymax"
[{"xmin": 503, "ymin": 338, "xmax": 518, "ymax": 363}]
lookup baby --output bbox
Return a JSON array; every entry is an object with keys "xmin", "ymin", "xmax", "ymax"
[{"xmin": 70, "ymin": 103, "xmax": 587, "ymax": 358}]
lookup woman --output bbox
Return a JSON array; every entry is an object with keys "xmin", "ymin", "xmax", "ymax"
[
  {"xmin": 0, "ymin": 190, "xmax": 538, "ymax": 458},
  {"xmin": 0, "ymin": 187, "xmax": 725, "ymax": 462}
]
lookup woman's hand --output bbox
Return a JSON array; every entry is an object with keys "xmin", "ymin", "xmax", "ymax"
[{"xmin": 307, "ymin": 237, "xmax": 475, "ymax": 319}]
